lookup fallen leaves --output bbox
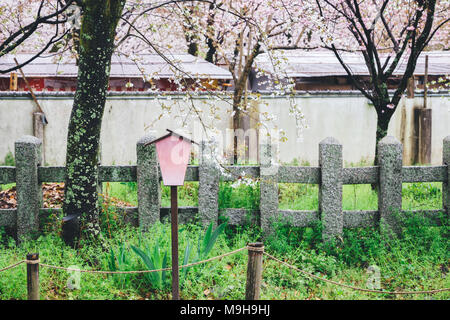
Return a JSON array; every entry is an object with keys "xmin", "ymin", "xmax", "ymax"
[
  {"xmin": 0, "ymin": 183, "xmax": 133, "ymax": 209},
  {"xmin": 0, "ymin": 186, "xmax": 16, "ymax": 208}
]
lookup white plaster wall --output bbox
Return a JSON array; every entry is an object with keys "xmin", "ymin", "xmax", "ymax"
[{"xmin": 0, "ymin": 93, "xmax": 448, "ymax": 166}]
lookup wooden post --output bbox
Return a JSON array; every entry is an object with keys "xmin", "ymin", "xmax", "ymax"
[
  {"xmin": 423, "ymin": 55, "xmax": 428, "ymax": 109},
  {"xmin": 26, "ymin": 253, "xmax": 39, "ymax": 300},
  {"xmin": 171, "ymin": 185, "xmax": 180, "ymax": 300},
  {"xmin": 406, "ymin": 76, "xmax": 415, "ymax": 98},
  {"xmin": 419, "ymin": 108, "xmax": 432, "ymax": 164},
  {"xmin": 10, "ymin": 72, "xmax": 18, "ymax": 91},
  {"xmin": 245, "ymin": 242, "xmax": 264, "ymax": 300},
  {"xmin": 33, "ymin": 112, "xmax": 45, "ymax": 164}
]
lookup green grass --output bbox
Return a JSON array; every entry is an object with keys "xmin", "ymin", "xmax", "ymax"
[
  {"xmin": 1, "ymin": 183, "xmax": 15, "ymax": 191},
  {"xmin": 103, "ymin": 179, "xmax": 442, "ymax": 212},
  {"xmin": 0, "ymin": 210, "xmax": 448, "ymax": 300}
]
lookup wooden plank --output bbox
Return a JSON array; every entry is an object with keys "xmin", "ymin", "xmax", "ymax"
[{"xmin": 419, "ymin": 108, "xmax": 432, "ymax": 164}]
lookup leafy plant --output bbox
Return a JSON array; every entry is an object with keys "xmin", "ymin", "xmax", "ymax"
[
  {"xmin": 218, "ymin": 182, "xmax": 259, "ymax": 210},
  {"xmin": 108, "ymin": 242, "xmax": 133, "ymax": 288},
  {"xmin": 198, "ymin": 222, "xmax": 227, "ymax": 260},
  {"xmin": 181, "ymin": 222, "xmax": 227, "ymax": 286},
  {"xmin": 402, "ymin": 183, "xmax": 441, "ymax": 201},
  {"xmin": 131, "ymin": 239, "xmax": 168, "ymax": 290},
  {"xmin": 2, "ymin": 151, "xmax": 14, "ymax": 166}
]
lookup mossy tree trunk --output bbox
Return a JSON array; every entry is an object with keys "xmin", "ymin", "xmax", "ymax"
[
  {"xmin": 62, "ymin": 0, "xmax": 125, "ymax": 247},
  {"xmin": 372, "ymin": 86, "xmax": 395, "ymax": 166},
  {"xmin": 374, "ymin": 104, "xmax": 395, "ymax": 166}
]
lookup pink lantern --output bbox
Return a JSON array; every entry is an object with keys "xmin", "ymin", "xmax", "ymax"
[
  {"xmin": 145, "ymin": 129, "xmax": 197, "ymax": 300},
  {"xmin": 146, "ymin": 129, "xmax": 196, "ymax": 186}
]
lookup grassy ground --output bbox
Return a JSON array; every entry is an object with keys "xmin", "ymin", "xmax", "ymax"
[
  {"xmin": 0, "ymin": 179, "xmax": 448, "ymax": 300},
  {"xmin": 0, "ymin": 213, "xmax": 448, "ymax": 300}
]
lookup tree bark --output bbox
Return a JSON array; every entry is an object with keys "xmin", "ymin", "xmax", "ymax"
[
  {"xmin": 231, "ymin": 43, "xmax": 260, "ymax": 163},
  {"xmin": 374, "ymin": 106, "xmax": 394, "ymax": 166},
  {"xmin": 62, "ymin": 0, "xmax": 125, "ymax": 247}
]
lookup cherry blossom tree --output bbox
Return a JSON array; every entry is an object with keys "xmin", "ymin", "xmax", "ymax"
[
  {"xmin": 311, "ymin": 0, "xmax": 449, "ymax": 162},
  {"xmin": 0, "ymin": 0, "xmax": 309, "ymax": 244},
  {"xmin": 1, "ymin": 0, "xmax": 447, "ymax": 245},
  {"xmin": 162, "ymin": 0, "xmax": 312, "ymax": 161},
  {"xmin": 0, "ymin": 0, "xmax": 76, "ymax": 71},
  {"xmin": 111, "ymin": 1, "xmax": 312, "ymax": 162}
]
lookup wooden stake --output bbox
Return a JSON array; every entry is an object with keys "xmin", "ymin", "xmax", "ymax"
[
  {"xmin": 424, "ymin": 55, "xmax": 428, "ymax": 109},
  {"xmin": 245, "ymin": 242, "xmax": 264, "ymax": 300},
  {"xmin": 26, "ymin": 253, "xmax": 39, "ymax": 300},
  {"xmin": 406, "ymin": 76, "xmax": 415, "ymax": 98},
  {"xmin": 419, "ymin": 108, "xmax": 432, "ymax": 164},
  {"xmin": 10, "ymin": 72, "xmax": 18, "ymax": 91}
]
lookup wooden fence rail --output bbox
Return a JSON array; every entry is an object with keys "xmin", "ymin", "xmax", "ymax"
[{"xmin": 0, "ymin": 134, "xmax": 449, "ymax": 242}]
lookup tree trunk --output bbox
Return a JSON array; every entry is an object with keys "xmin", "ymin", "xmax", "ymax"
[
  {"xmin": 374, "ymin": 107, "xmax": 394, "ymax": 165},
  {"xmin": 231, "ymin": 44, "xmax": 260, "ymax": 164},
  {"xmin": 232, "ymin": 88, "xmax": 243, "ymax": 164},
  {"xmin": 205, "ymin": 3, "xmax": 217, "ymax": 64},
  {"xmin": 62, "ymin": 1, "xmax": 125, "ymax": 247}
]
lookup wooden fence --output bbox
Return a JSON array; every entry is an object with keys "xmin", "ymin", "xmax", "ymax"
[{"xmin": 0, "ymin": 134, "xmax": 449, "ymax": 242}]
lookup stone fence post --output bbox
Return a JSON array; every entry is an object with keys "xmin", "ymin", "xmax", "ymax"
[
  {"xmin": 259, "ymin": 141, "xmax": 278, "ymax": 234},
  {"xmin": 198, "ymin": 140, "xmax": 220, "ymax": 227},
  {"xmin": 318, "ymin": 137, "xmax": 343, "ymax": 242},
  {"xmin": 377, "ymin": 136, "xmax": 403, "ymax": 236},
  {"xmin": 137, "ymin": 133, "xmax": 160, "ymax": 231},
  {"xmin": 15, "ymin": 135, "xmax": 42, "ymax": 242},
  {"xmin": 443, "ymin": 136, "xmax": 450, "ymax": 219}
]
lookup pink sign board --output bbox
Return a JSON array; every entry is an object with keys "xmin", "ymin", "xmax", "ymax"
[{"xmin": 155, "ymin": 135, "xmax": 192, "ymax": 186}]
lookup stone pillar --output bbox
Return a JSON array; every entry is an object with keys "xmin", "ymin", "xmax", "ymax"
[
  {"xmin": 198, "ymin": 140, "xmax": 220, "ymax": 226},
  {"xmin": 259, "ymin": 141, "xmax": 278, "ymax": 233},
  {"xmin": 443, "ymin": 136, "xmax": 450, "ymax": 219},
  {"xmin": 15, "ymin": 135, "xmax": 42, "ymax": 242},
  {"xmin": 378, "ymin": 136, "xmax": 403, "ymax": 236},
  {"xmin": 318, "ymin": 137, "xmax": 343, "ymax": 242},
  {"xmin": 137, "ymin": 133, "xmax": 160, "ymax": 230}
]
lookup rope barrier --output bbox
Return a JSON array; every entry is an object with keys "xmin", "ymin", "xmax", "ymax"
[
  {"xmin": 1, "ymin": 246, "xmax": 449, "ymax": 296},
  {"xmin": 262, "ymin": 251, "xmax": 450, "ymax": 295},
  {"xmin": 0, "ymin": 260, "xmax": 26, "ymax": 272},
  {"xmin": 39, "ymin": 246, "xmax": 248, "ymax": 274},
  {"xmin": 0, "ymin": 247, "xmax": 246, "ymax": 275}
]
